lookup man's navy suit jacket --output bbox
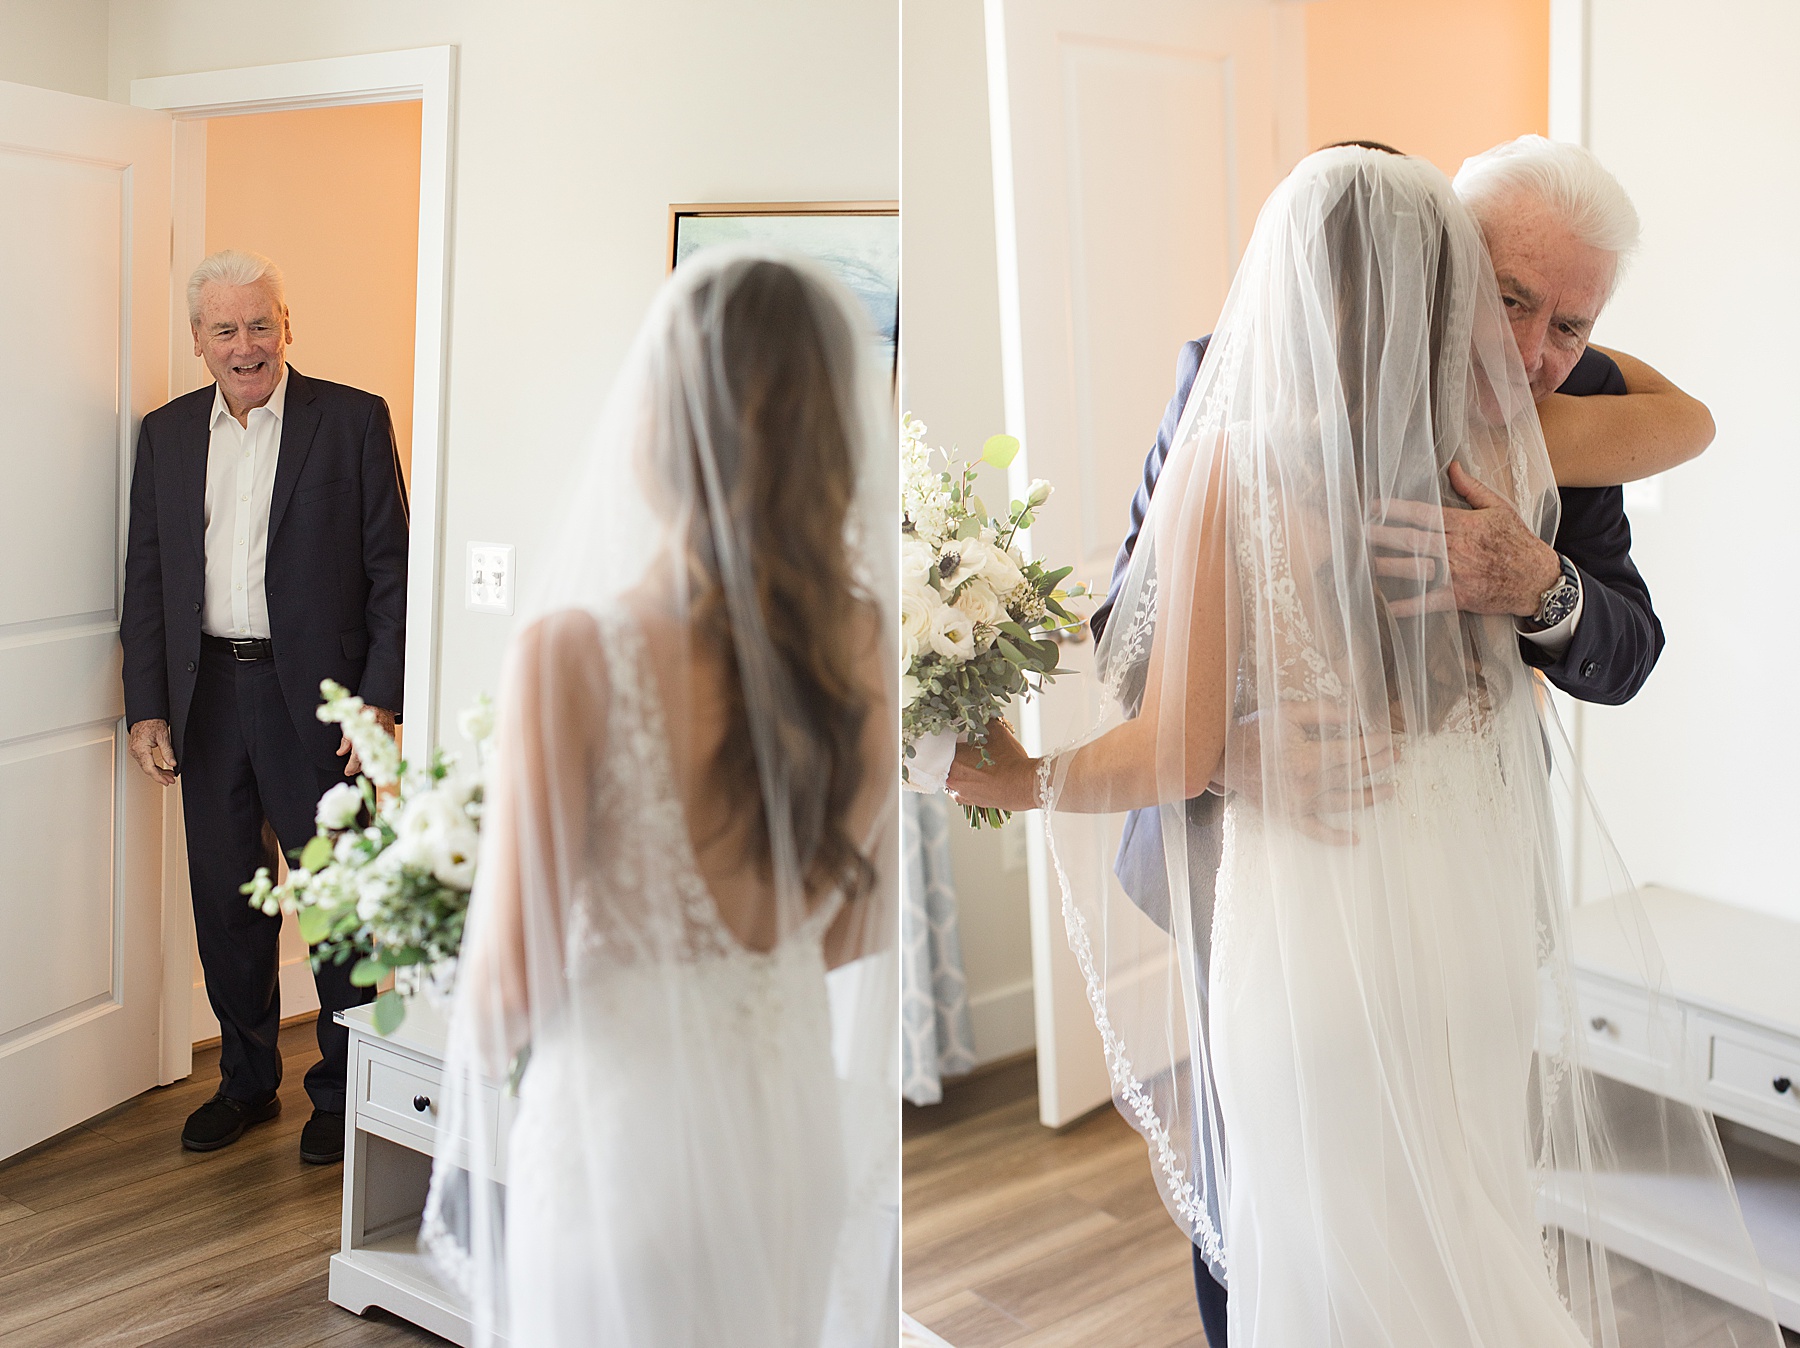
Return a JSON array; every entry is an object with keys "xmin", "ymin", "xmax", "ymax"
[
  {"xmin": 1090, "ymin": 338, "xmax": 1663, "ymax": 927},
  {"xmin": 121, "ymin": 367, "xmax": 410, "ymax": 772}
]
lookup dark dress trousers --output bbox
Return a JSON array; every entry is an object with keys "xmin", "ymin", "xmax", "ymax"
[
  {"xmin": 122, "ymin": 368, "xmax": 409, "ymax": 1112},
  {"xmin": 1088, "ymin": 340, "xmax": 1663, "ymax": 1346}
]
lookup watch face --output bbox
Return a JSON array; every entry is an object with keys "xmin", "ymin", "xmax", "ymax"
[{"xmin": 1534, "ymin": 557, "xmax": 1580, "ymax": 629}]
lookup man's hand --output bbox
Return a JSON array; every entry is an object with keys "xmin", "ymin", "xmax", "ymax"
[
  {"xmin": 1371, "ymin": 463, "xmax": 1561, "ymax": 620},
  {"xmin": 946, "ymin": 718, "xmax": 1040, "ymax": 814},
  {"xmin": 128, "ymin": 718, "xmax": 177, "ymax": 786},
  {"xmin": 1220, "ymin": 700, "xmax": 1396, "ymax": 845},
  {"xmin": 339, "ymin": 706, "xmax": 397, "ymax": 777}
]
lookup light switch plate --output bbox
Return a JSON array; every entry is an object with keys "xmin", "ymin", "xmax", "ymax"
[{"xmin": 467, "ymin": 542, "xmax": 514, "ymax": 614}]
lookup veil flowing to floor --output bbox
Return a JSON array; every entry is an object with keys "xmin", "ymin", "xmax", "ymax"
[
  {"xmin": 1041, "ymin": 147, "xmax": 1779, "ymax": 1343},
  {"xmin": 417, "ymin": 246, "xmax": 899, "ymax": 1347}
]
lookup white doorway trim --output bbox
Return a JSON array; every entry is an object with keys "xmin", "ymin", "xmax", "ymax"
[{"xmin": 129, "ymin": 47, "xmax": 457, "ymax": 1071}]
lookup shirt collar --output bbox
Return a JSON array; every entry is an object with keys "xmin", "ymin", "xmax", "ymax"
[{"xmin": 210, "ymin": 365, "xmax": 291, "ymax": 430}]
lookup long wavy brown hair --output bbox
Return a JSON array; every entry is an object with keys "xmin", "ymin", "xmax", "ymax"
[{"xmin": 656, "ymin": 258, "xmax": 878, "ymax": 905}]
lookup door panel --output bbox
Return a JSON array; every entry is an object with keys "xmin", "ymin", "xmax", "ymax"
[
  {"xmin": 0, "ymin": 79, "xmax": 171, "ymax": 1160},
  {"xmin": 985, "ymin": 0, "xmax": 1305, "ymax": 1125}
]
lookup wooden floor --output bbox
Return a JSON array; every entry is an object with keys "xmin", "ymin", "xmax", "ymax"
[
  {"xmin": 903, "ymin": 1057, "xmax": 1206, "ymax": 1348},
  {"xmin": 0, "ymin": 1022, "xmax": 448, "ymax": 1347}
]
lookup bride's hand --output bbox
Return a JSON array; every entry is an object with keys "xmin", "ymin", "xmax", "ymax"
[{"xmin": 946, "ymin": 719, "xmax": 1041, "ymax": 813}]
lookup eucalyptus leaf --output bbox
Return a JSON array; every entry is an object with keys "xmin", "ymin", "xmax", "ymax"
[
  {"xmin": 956, "ymin": 516, "xmax": 983, "ymax": 540},
  {"xmin": 997, "ymin": 637, "xmax": 1029, "ymax": 666},
  {"xmin": 300, "ymin": 835, "xmax": 334, "ymax": 873},
  {"xmin": 372, "ymin": 989, "xmax": 406, "ymax": 1036},
  {"xmin": 349, "ymin": 957, "xmax": 388, "ymax": 987},
  {"xmin": 297, "ymin": 904, "xmax": 333, "ymax": 945},
  {"xmin": 981, "ymin": 433, "xmax": 1020, "ymax": 469}
]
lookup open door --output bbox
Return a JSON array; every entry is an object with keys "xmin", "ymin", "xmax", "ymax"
[
  {"xmin": 984, "ymin": 0, "xmax": 1307, "ymax": 1125},
  {"xmin": 0, "ymin": 79, "xmax": 172, "ymax": 1160}
]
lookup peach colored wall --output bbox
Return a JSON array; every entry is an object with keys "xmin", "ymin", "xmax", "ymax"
[
  {"xmin": 205, "ymin": 101, "xmax": 422, "ymax": 485},
  {"xmin": 1306, "ymin": 0, "xmax": 1548, "ymax": 179}
]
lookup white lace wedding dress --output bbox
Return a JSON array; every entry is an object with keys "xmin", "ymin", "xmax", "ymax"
[
  {"xmin": 502, "ymin": 610, "xmax": 850, "ymax": 1347},
  {"xmin": 1209, "ymin": 720, "xmax": 1593, "ymax": 1347}
]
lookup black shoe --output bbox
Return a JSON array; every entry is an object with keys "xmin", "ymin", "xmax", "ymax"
[
  {"xmin": 181, "ymin": 1092, "xmax": 281, "ymax": 1152},
  {"xmin": 299, "ymin": 1109, "xmax": 346, "ymax": 1165}
]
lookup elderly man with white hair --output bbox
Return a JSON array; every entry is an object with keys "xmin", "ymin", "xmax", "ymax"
[
  {"xmin": 121, "ymin": 249, "xmax": 409, "ymax": 1165},
  {"xmin": 1082, "ymin": 135, "xmax": 1709, "ymax": 1347}
]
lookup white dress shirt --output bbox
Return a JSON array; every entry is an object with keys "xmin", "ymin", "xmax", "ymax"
[{"xmin": 202, "ymin": 369, "xmax": 288, "ymax": 640}]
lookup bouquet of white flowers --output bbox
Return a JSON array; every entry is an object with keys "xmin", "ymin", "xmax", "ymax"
[
  {"xmin": 242, "ymin": 681, "xmax": 493, "ymax": 1035},
  {"xmin": 901, "ymin": 414, "xmax": 1089, "ymax": 827}
]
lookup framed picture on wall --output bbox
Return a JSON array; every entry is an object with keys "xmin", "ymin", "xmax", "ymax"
[{"xmin": 668, "ymin": 201, "xmax": 899, "ymax": 379}]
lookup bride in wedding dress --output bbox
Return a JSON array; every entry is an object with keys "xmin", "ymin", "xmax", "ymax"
[
  {"xmin": 420, "ymin": 249, "xmax": 898, "ymax": 1347},
  {"xmin": 950, "ymin": 148, "xmax": 1779, "ymax": 1345}
]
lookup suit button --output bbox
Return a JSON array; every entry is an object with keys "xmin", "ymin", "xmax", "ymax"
[
  {"xmin": 186, "ymin": 661, "xmax": 195, "ymax": 672},
  {"xmin": 192, "ymin": 601, "xmax": 200, "ymax": 612},
  {"xmin": 1581, "ymin": 660, "xmax": 1600, "ymax": 678}
]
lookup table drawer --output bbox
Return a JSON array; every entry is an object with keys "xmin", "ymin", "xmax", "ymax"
[
  {"xmin": 1695, "ymin": 1014, "xmax": 1800, "ymax": 1142},
  {"xmin": 356, "ymin": 1036, "xmax": 505, "ymax": 1168},
  {"xmin": 360, "ymin": 1040, "xmax": 446, "ymax": 1146},
  {"xmin": 1574, "ymin": 976, "xmax": 1679, "ymax": 1080}
]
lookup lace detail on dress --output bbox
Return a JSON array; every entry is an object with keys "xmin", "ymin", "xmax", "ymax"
[
  {"xmin": 565, "ymin": 608, "xmax": 842, "ymax": 976},
  {"xmin": 1229, "ymin": 428, "xmax": 1345, "ymax": 710},
  {"xmin": 1041, "ymin": 760, "xmax": 1228, "ymax": 1272}
]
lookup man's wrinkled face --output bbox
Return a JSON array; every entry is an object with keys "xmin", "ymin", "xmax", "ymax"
[
  {"xmin": 1477, "ymin": 190, "xmax": 1615, "ymax": 401},
  {"xmin": 192, "ymin": 281, "xmax": 291, "ymax": 414}
]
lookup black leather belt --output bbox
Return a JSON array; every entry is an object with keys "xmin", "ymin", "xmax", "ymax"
[{"xmin": 203, "ymin": 634, "xmax": 274, "ymax": 662}]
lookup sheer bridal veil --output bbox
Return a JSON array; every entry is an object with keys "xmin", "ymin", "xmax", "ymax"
[
  {"xmin": 420, "ymin": 248, "xmax": 898, "ymax": 1346},
  {"xmin": 1048, "ymin": 148, "xmax": 1778, "ymax": 1343}
]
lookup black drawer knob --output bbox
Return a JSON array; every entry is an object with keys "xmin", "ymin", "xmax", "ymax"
[
  {"xmin": 413, "ymin": 1094, "xmax": 432, "ymax": 1113},
  {"xmin": 1589, "ymin": 1017, "xmax": 1610, "ymax": 1032},
  {"xmin": 1775, "ymin": 1078, "xmax": 1792, "ymax": 1096}
]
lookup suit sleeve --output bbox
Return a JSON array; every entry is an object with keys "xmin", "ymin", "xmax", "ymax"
[
  {"xmin": 357, "ymin": 396, "xmax": 410, "ymax": 717},
  {"xmin": 1523, "ymin": 485, "xmax": 1663, "ymax": 704},
  {"xmin": 1090, "ymin": 337, "xmax": 1207, "ymax": 643},
  {"xmin": 120, "ymin": 420, "xmax": 169, "ymax": 727}
]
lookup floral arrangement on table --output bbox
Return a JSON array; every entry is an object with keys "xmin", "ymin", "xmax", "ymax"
[
  {"xmin": 900, "ymin": 413, "xmax": 1090, "ymax": 827},
  {"xmin": 242, "ymin": 682, "xmax": 494, "ymax": 1036}
]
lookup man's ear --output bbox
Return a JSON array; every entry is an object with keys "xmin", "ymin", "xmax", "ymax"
[
  {"xmin": 282, "ymin": 307, "xmax": 293, "ymax": 345},
  {"xmin": 191, "ymin": 324, "xmax": 203, "ymax": 357}
]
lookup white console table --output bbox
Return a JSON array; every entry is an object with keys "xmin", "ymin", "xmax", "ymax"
[
  {"xmin": 328, "ymin": 1000, "xmax": 511, "ymax": 1346},
  {"xmin": 1553, "ymin": 884, "xmax": 1800, "ymax": 1327}
]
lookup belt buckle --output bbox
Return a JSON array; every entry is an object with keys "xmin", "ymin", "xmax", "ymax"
[{"xmin": 232, "ymin": 639, "xmax": 266, "ymax": 662}]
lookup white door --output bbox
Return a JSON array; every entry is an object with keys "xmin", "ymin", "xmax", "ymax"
[
  {"xmin": 984, "ymin": 0, "xmax": 1307, "ymax": 1125},
  {"xmin": 0, "ymin": 80, "xmax": 172, "ymax": 1160}
]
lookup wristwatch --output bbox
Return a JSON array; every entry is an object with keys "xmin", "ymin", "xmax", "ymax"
[{"xmin": 1526, "ymin": 554, "xmax": 1581, "ymax": 631}]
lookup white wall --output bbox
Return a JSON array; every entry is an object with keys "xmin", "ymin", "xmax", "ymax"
[
  {"xmin": 901, "ymin": 0, "xmax": 1035, "ymax": 1065},
  {"xmin": 0, "ymin": 0, "xmax": 107, "ymax": 98},
  {"xmin": 106, "ymin": 0, "xmax": 898, "ymax": 754},
  {"xmin": 1574, "ymin": 1, "xmax": 1800, "ymax": 921}
]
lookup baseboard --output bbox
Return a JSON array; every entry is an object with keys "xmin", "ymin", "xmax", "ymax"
[{"xmin": 968, "ymin": 977, "xmax": 1035, "ymax": 1066}]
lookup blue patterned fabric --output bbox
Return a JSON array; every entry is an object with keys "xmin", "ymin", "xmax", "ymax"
[{"xmin": 901, "ymin": 792, "xmax": 977, "ymax": 1104}]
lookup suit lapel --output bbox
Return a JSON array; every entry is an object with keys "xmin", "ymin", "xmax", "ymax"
[
  {"xmin": 182, "ymin": 391, "xmax": 212, "ymax": 567},
  {"xmin": 268, "ymin": 368, "xmax": 321, "ymax": 545}
]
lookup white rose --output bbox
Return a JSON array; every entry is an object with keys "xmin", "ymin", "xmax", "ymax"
[
  {"xmin": 395, "ymin": 791, "xmax": 480, "ymax": 890},
  {"xmin": 976, "ymin": 542, "xmax": 1027, "ymax": 597},
  {"xmin": 901, "ymin": 539, "xmax": 936, "ymax": 589},
  {"xmin": 928, "ymin": 603, "xmax": 976, "ymax": 663},
  {"xmin": 900, "ymin": 671, "xmax": 923, "ymax": 707},
  {"xmin": 953, "ymin": 578, "xmax": 1006, "ymax": 629},
  {"xmin": 457, "ymin": 696, "xmax": 495, "ymax": 746},
  {"xmin": 316, "ymin": 781, "xmax": 364, "ymax": 832},
  {"xmin": 900, "ymin": 580, "xmax": 940, "ymax": 664},
  {"xmin": 1026, "ymin": 478, "xmax": 1053, "ymax": 508}
]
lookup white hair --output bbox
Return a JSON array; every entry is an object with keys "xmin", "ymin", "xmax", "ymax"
[
  {"xmin": 187, "ymin": 249, "xmax": 286, "ymax": 325},
  {"xmin": 1454, "ymin": 135, "xmax": 1640, "ymax": 263}
]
